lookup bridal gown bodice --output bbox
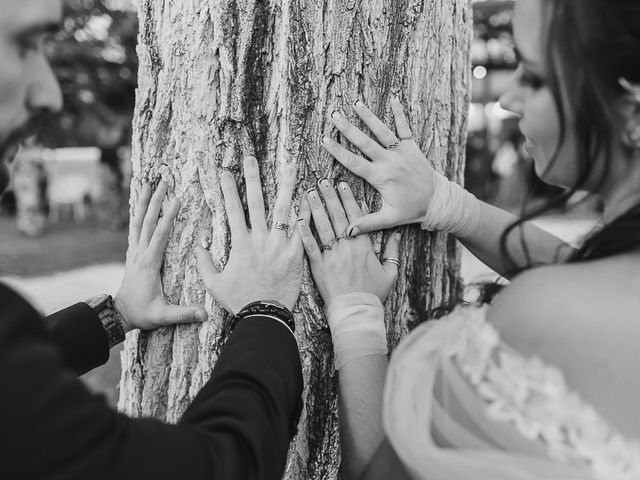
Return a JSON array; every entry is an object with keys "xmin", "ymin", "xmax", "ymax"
[{"xmin": 382, "ymin": 305, "xmax": 640, "ymax": 480}]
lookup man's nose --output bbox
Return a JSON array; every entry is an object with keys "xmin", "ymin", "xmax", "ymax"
[{"xmin": 26, "ymin": 55, "xmax": 63, "ymax": 115}]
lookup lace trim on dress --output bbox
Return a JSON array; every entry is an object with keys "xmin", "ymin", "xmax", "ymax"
[{"xmin": 446, "ymin": 306, "xmax": 640, "ymax": 480}]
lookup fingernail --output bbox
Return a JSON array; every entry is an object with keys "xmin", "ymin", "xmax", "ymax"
[
  {"xmin": 195, "ymin": 310, "xmax": 208, "ymax": 322},
  {"xmin": 297, "ymin": 218, "xmax": 305, "ymax": 224},
  {"xmin": 354, "ymin": 100, "xmax": 365, "ymax": 109},
  {"xmin": 331, "ymin": 110, "xmax": 342, "ymax": 120},
  {"xmin": 348, "ymin": 226, "xmax": 360, "ymax": 237},
  {"xmin": 321, "ymin": 135, "xmax": 332, "ymax": 144},
  {"xmin": 244, "ymin": 156, "xmax": 257, "ymax": 166},
  {"xmin": 395, "ymin": 231, "xmax": 402, "ymax": 240},
  {"xmin": 318, "ymin": 178, "xmax": 331, "ymax": 189},
  {"xmin": 339, "ymin": 182, "xmax": 349, "ymax": 191},
  {"xmin": 306, "ymin": 188, "xmax": 317, "ymax": 198}
]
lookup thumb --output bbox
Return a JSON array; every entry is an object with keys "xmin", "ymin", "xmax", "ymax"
[
  {"xmin": 160, "ymin": 304, "xmax": 209, "ymax": 326},
  {"xmin": 348, "ymin": 210, "xmax": 394, "ymax": 237},
  {"xmin": 381, "ymin": 230, "xmax": 402, "ymax": 278}
]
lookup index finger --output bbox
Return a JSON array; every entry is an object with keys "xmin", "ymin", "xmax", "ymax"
[
  {"xmin": 330, "ymin": 111, "xmax": 387, "ymax": 162},
  {"xmin": 139, "ymin": 181, "xmax": 168, "ymax": 247},
  {"xmin": 391, "ymin": 97, "xmax": 413, "ymax": 140},
  {"xmin": 336, "ymin": 182, "xmax": 364, "ymax": 223}
]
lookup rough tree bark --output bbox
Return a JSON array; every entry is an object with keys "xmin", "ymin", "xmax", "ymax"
[{"xmin": 119, "ymin": 1, "xmax": 471, "ymax": 478}]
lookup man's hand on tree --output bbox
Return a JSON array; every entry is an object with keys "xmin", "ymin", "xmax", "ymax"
[
  {"xmin": 195, "ymin": 156, "xmax": 304, "ymax": 314},
  {"xmin": 115, "ymin": 181, "xmax": 208, "ymax": 333}
]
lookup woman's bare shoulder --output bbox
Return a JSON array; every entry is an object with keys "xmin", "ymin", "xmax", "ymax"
[
  {"xmin": 488, "ymin": 253, "xmax": 640, "ymax": 336},
  {"xmin": 487, "ymin": 253, "xmax": 640, "ymax": 436}
]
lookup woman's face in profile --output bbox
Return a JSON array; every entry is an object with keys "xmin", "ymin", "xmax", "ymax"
[{"xmin": 499, "ymin": 0, "xmax": 578, "ymax": 188}]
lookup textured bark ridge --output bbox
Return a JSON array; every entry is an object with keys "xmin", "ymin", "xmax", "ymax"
[{"xmin": 119, "ymin": 1, "xmax": 471, "ymax": 478}]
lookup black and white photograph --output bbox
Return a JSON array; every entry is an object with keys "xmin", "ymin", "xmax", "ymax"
[{"xmin": 0, "ymin": 0, "xmax": 639, "ymax": 478}]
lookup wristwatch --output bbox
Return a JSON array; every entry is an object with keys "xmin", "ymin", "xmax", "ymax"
[
  {"xmin": 232, "ymin": 300, "xmax": 295, "ymax": 334},
  {"xmin": 85, "ymin": 294, "xmax": 126, "ymax": 348}
]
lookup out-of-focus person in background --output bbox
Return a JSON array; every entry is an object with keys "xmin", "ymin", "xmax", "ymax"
[{"xmin": 0, "ymin": 1, "xmax": 305, "ymax": 479}]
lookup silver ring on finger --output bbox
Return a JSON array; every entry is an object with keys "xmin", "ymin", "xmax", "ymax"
[
  {"xmin": 336, "ymin": 231, "xmax": 349, "ymax": 241},
  {"xmin": 272, "ymin": 221, "xmax": 289, "ymax": 233},
  {"xmin": 385, "ymin": 139, "xmax": 401, "ymax": 150},
  {"xmin": 321, "ymin": 238, "xmax": 337, "ymax": 251},
  {"xmin": 382, "ymin": 257, "xmax": 401, "ymax": 267}
]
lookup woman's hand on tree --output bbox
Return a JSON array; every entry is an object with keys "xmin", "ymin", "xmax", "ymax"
[
  {"xmin": 297, "ymin": 179, "xmax": 401, "ymax": 303},
  {"xmin": 195, "ymin": 156, "xmax": 304, "ymax": 314},
  {"xmin": 115, "ymin": 181, "xmax": 208, "ymax": 333},
  {"xmin": 322, "ymin": 97, "xmax": 435, "ymax": 236}
]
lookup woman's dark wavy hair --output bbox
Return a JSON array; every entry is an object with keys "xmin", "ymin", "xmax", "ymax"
[{"xmin": 500, "ymin": 0, "xmax": 640, "ymax": 273}]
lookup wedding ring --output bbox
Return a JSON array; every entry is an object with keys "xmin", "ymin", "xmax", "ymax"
[
  {"xmin": 322, "ymin": 238, "xmax": 337, "ymax": 251},
  {"xmin": 272, "ymin": 221, "xmax": 289, "ymax": 232},
  {"xmin": 385, "ymin": 139, "xmax": 401, "ymax": 150},
  {"xmin": 336, "ymin": 231, "xmax": 349, "ymax": 241},
  {"xmin": 382, "ymin": 257, "xmax": 401, "ymax": 267},
  {"xmin": 399, "ymin": 134, "xmax": 414, "ymax": 141}
]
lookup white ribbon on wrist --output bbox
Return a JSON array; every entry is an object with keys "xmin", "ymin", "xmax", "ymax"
[
  {"xmin": 421, "ymin": 172, "xmax": 480, "ymax": 237},
  {"xmin": 325, "ymin": 293, "xmax": 388, "ymax": 370}
]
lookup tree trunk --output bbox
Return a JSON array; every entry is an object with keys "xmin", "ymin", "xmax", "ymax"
[{"xmin": 119, "ymin": 1, "xmax": 471, "ymax": 478}]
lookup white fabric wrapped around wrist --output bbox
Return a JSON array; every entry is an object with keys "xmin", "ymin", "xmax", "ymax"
[
  {"xmin": 421, "ymin": 172, "xmax": 480, "ymax": 237},
  {"xmin": 325, "ymin": 293, "xmax": 388, "ymax": 370}
]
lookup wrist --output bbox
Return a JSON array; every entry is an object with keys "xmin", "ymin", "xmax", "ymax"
[
  {"xmin": 325, "ymin": 292, "xmax": 387, "ymax": 370},
  {"xmin": 233, "ymin": 300, "xmax": 295, "ymax": 334},
  {"xmin": 420, "ymin": 172, "xmax": 480, "ymax": 237},
  {"xmin": 85, "ymin": 294, "xmax": 127, "ymax": 348},
  {"xmin": 113, "ymin": 296, "xmax": 133, "ymax": 333}
]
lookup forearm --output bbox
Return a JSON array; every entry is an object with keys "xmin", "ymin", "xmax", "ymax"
[
  {"xmin": 8, "ymin": 302, "xmax": 302, "ymax": 480},
  {"xmin": 339, "ymin": 354, "xmax": 388, "ymax": 480},
  {"xmin": 46, "ymin": 301, "xmax": 110, "ymax": 375},
  {"xmin": 325, "ymin": 293, "xmax": 389, "ymax": 479},
  {"xmin": 458, "ymin": 201, "xmax": 574, "ymax": 278}
]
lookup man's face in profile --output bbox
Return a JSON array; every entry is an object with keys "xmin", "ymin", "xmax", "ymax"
[{"xmin": 0, "ymin": 0, "xmax": 63, "ymax": 194}]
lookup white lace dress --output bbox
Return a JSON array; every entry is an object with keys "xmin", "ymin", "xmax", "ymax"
[{"xmin": 383, "ymin": 305, "xmax": 640, "ymax": 480}]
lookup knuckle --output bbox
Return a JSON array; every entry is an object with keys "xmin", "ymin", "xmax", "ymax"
[{"xmin": 333, "ymin": 210, "xmax": 348, "ymax": 223}]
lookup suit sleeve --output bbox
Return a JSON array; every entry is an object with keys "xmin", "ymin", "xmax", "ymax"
[
  {"xmin": 46, "ymin": 301, "xmax": 110, "ymax": 375},
  {"xmin": 0, "ymin": 284, "xmax": 303, "ymax": 480}
]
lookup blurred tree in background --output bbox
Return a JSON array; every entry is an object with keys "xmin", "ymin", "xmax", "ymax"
[{"xmin": 40, "ymin": 0, "xmax": 138, "ymax": 148}]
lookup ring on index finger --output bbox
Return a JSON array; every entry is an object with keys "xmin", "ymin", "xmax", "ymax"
[
  {"xmin": 399, "ymin": 134, "xmax": 413, "ymax": 142},
  {"xmin": 336, "ymin": 231, "xmax": 349, "ymax": 241}
]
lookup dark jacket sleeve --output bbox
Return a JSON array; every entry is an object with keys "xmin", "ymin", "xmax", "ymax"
[
  {"xmin": 46, "ymin": 301, "xmax": 110, "ymax": 375},
  {"xmin": 0, "ymin": 283, "xmax": 303, "ymax": 480}
]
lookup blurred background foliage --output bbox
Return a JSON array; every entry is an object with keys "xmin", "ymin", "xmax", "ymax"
[{"xmin": 41, "ymin": 0, "xmax": 138, "ymax": 148}]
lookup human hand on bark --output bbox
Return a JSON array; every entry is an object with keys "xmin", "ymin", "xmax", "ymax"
[
  {"xmin": 115, "ymin": 181, "xmax": 208, "ymax": 333},
  {"xmin": 297, "ymin": 180, "xmax": 401, "ymax": 303},
  {"xmin": 195, "ymin": 156, "xmax": 304, "ymax": 314},
  {"xmin": 321, "ymin": 97, "xmax": 435, "ymax": 236}
]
